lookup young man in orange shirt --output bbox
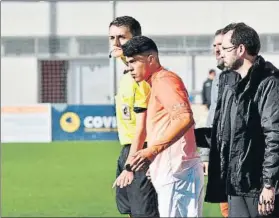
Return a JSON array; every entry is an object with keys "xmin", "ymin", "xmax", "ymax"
[{"xmin": 123, "ymin": 36, "xmax": 204, "ymax": 217}]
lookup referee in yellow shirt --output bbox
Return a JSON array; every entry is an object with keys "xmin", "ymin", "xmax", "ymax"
[{"xmin": 109, "ymin": 16, "xmax": 159, "ymax": 217}]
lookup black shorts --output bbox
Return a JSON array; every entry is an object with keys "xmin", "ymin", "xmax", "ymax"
[{"xmin": 116, "ymin": 143, "xmax": 159, "ymax": 217}]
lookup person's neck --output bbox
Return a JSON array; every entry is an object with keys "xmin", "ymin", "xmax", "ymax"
[
  {"xmin": 236, "ymin": 56, "xmax": 256, "ymax": 78},
  {"xmin": 146, "ymin": 64, "xmax": 163, "ymax": 85},
  {"xmin": 150, "ymin": 64, "xmax": 163, "ymax": 74}
]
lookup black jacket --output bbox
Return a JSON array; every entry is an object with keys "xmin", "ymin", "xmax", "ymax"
[
  {"xmin": 202, "ymin": 78, "xmax": 213, "ymax": 108},
  {"xmin": 205, "ymin": 56, "xmax": 279, "ymax": 203}
]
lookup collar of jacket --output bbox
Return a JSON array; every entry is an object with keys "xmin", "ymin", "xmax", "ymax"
[{"xmin": 232, "ymin": 55, "xmax": 269, "ymax": 97}]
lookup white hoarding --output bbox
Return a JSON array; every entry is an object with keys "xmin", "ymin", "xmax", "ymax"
[{"xmin": 1, "ymin": 104, "xmax": 52, "ymax": 143}]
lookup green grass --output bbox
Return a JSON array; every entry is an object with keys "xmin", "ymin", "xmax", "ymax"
[{"xmin": 2, "ymin": 142, "xmax": 221, "ymax": 217}]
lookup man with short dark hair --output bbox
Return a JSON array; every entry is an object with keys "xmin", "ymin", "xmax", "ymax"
[
  {"xmin": 206, "ymin": 22, "xmax": 279, "ymax": 217},
  {"xmin": 198, "ymin": 27, "xmax": 240, "ymax": 218},
  {"xmin": 124, "ymin": 36, "xmax": 204, "ymax": 217},
  {"xmin": 109, "ymin": 16, "xmax": 159, "ymax": 217},
  {"xmin": 109, "ymin": 16, "xmax": 142, "ymax": 61}
]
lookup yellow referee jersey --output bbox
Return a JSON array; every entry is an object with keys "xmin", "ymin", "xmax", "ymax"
[{"xmin": 115, "ymin": 72, "xmax": 150, "ymax": 145}]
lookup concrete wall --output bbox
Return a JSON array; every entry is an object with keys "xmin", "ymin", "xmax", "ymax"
[
  {"xmin": 2, "ymin": 54, "xmax": 279, "ymax": 105},
  {"xmin": 56, "ymin": 2, "xmax": 113, "ymax": 36},
  {"xmin": 2, "ymin": 1, "xmax": 279, "ymax": 36},
  {"xmin": 116, "ymin": 1, "xmax": 279, "ymax": 35},
  {"xmin": 1, "ymin": 2, "xmax": 50, "ymax": 36},
  {"xmin": 1, "ymin": 58, "xmax": 39, "ymax": 105},
  {"xmin": 1, "ymin": 1, "xmax": 279, "ymax": 104}
]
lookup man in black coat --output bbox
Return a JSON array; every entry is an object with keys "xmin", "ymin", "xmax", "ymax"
[
  {"xmin": 202, "ymin": 69, "xmax": 216, "ymax": 109},
  {"xmin": 205, "ymin": 22, "xmax": 279, "ymax": 217},
  {"xmin": 199, "ymin": 28, "xmax": 241, "ymax": 218}
]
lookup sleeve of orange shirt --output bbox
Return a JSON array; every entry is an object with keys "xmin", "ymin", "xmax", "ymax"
[
  {"xmin": 146, "ymin": 74, "xmax": 194, "ymax": 159},
  {"xmin": 156, "ymin": 75, "xmax": 192, "ymax": 117}
]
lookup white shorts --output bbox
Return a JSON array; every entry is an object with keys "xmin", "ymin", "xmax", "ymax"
[{"xmin": 156, "ymin": 163, "xmax": 204, "ymax": 217}]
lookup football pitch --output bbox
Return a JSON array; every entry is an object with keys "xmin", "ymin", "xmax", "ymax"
[{"xmin": 2, "ymin": 141, "xmax": 221, "ymax": 217}]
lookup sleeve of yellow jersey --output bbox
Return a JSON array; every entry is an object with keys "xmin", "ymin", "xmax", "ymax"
[{"xmin": 133, "ymin": 81, "xmax": 151, "ymax": 113}]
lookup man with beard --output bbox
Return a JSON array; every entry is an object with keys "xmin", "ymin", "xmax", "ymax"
[{"xmin": 206, "ymin": 22, "xmax": 279, "ymax": 217}]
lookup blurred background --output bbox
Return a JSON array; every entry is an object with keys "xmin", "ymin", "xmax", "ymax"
[
  {"xmin": 2, "ymin": 0, "xmax": 279, "ymax": 106},
  {"xmin": 1, "ymin": 0, "xmax": 279, "ymax": 217}
]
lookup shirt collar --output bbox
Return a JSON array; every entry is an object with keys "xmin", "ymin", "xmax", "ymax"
[{"xmin": 148, "ymin": 66, "xmax": 164, "ymax": 86}]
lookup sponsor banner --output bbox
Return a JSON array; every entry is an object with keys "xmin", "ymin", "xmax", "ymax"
[
  {"xmin": 1, "ymin": 104, "xmax": 52, "ymax": 143},
  {"xmin": 52, "ymin": 104, "xmax": 118, "ymax": 141}
]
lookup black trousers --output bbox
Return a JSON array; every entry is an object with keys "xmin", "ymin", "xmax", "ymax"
[
  {"xmin": 115, "ymin": 143, "xmax": 159, "ymax": 217},
  {"xmin": 228, "ymin": 195, "xmax": 279, "ymax": 218}
]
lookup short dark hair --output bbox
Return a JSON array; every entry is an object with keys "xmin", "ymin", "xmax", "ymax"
[
  {"xmin": 222, "ymin": 22, "xmax": 261, "ymax": 56},
  {"xmin": 215, "ymin": 28, "xmax": 223, "ymax": 36},
  {"xmin": 109, "ymin": 16, "xmax": 142, "ymax": 37},
  {"xmin": 209, "ymin": 69, "xmax": 216, "ymax": 75},
  {"xmin": 122, "ymin": 36, "xmax": 158, "ymax": 57}
]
